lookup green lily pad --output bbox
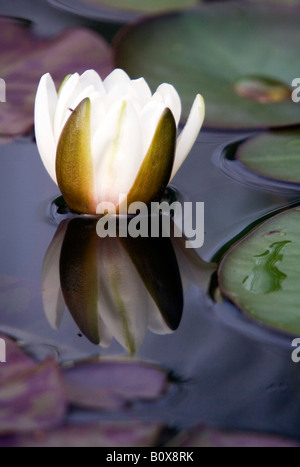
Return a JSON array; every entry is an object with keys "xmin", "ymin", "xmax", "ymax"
[
  {"xmin": 237, "ymin": 130, "xmax": 300, "ymax": 185},
  {"xmin": 47, "ymin": 0, "xmax": 198, "ymax": 21},
  {"xmin": 84, "ymin": 0, "xmax": 198, "ymax": 13},
  {"xmin": 115, "ymin": 3, "xmax": 300, "ymax": 129},
  {"xmin": 219, "ymin": 207, "xmax": 300, "ymax": 335}
]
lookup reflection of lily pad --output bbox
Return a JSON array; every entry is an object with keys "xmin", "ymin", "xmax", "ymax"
[
  {"xmin": 219, "ymin": 208, "xmax": 300, "ymax": 335},
  {"xmin": 115, "ymin": 3, "xmax": 300, "ymax": 129},
  {"xmin": 237, "ymin": 130, "xmax": 300, "ymax": 185},
  {"xmin": 0, "ymin": 335, "xmax": 66, "ymax": 435},
  {"xmin": 64, "ymin": 360, "xmax": 170, "ymax": 410},
  {"xmin": 0, "ymin": 18, "xmax": 112, "ymax": 137}
]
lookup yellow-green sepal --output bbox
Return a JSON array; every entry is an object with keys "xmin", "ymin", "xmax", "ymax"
[
  {"xmin": 120, "ymin": 108, "xmax": 176, "ymax": 212},
  {"xmin": 56, "ymin": 98, "xmax": 96, "ymax": 214}
]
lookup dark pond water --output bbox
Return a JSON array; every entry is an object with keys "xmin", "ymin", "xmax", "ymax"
[
  {"xmin": 2, "ymin": 128, "xmax": 300, "ymax": 438},
  {"xmin": 2, "ymin": 0, "xmax": 300, "ymax": 442}
]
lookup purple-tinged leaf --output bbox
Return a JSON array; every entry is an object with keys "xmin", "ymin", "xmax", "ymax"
[
  {"xmin": 0, "ymin": 18, "xmax": 113, "ymax": 136},
  {"xmin": 0, "ymin": 334, "xmax": 35, "ymax": 379},
  {"xmin": 0, "ymin": 335, "xmax": 67, "ymax": 435},
  {"xmin": 0, "ymin": 422, "xmax": 163, "ymax": 447},
  {"xmin": 64, "ymin": 360, "xmax": 170, "ymax": 410}
]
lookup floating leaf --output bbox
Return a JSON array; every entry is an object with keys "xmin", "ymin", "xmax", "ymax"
[
  {"xmin": 0, "ymin": 18, "xmax": 112, "ymax": 136},
  {"xmin": 219, "ymin": 207, "xmax": 300, "ymax": 335},
  {"xmin": 0, "ymin": 334, "xmax": 35, "ymax": 378},
  {"xmin": 115, "ymin": 3, "xmax": 300, "ymax": 129},
  {"xmin": 87, "ymin": 0, "xmax": 198, "ymax": 13},
  {"xmin": 237, "ymin": 130, "xmax": 300, "ymax": 185},
  {"xmin": 64, "ymin": 360, "xmax": 170, "ymax": 410},
  {"xmin": 169, "ymin": 427, "xmax": 300, "ymax": 448},
  {"xmin": 47, "ymin": 0, "xmax": 198, "ymax": 20},
  {"xmin": 0, "ymin": 422, "xmax": 163, "ymax": 447},
  {"xmin": 0, "ymin": 335, "xmax": 66, "ymax": 435}
]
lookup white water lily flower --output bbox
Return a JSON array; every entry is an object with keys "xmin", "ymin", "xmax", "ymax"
[{"xmin": 35, "ymin": 69, "xmax": 205, "ymax": 214}]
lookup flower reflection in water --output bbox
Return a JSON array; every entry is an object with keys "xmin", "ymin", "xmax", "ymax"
[
  {"xmin": 42, "ymin": 216, "xmax": 216, "ymax": 353},
  {"xmin": 42, "ymin": 217, "xmax": 183, "ymax": 353}
]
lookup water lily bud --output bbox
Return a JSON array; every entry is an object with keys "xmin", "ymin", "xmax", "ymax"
[{"xmin": 35, "ymin": 69, "xmax": 205, "ymax": 214}]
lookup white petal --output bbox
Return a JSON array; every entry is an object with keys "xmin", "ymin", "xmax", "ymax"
[
  {"xmin": 140, "ymin": 100, "xmax": 166, "ymax": 155},
  {"xmin": 152, "ymin": 91, "xmax": 163, "ymax": 103},
  {"xmin": 92, "ymin": 98, "xmax": 143, "ymax": 206},
  {"xmin": 56, "ymin": 85, "xmax": 97, "ymax": 138},
  {"xmin": 131, "ymin": 78, "xmax": 152, "ymax": 107},
  {"xmin": 104, "ymin": 83, "xmax": 142, "ymax": 114},
  {"xmin": 90, "ymin": 92, "xmax": 106, "ymax": 138},
  {"xmin": 41, "ymin": 221, "xmax": 69, "ymax": 330},
  {"xmin": 53, "ymin": 72, "xmax": 80, "ymax": 143},
  {"xmin": 156, "ymin": 83, "xmax": 182, "ymax": 126},
  {"xmin": 70, "ymin": 85, "xmax": 96, "ymax": 110},
  {"xmin": 97, "ymin": 238, "xmax": 149, "ymax": 353},
  {"xmin": 170, "ymin": 94, "xmax": 205, "ymax": 181},
  {"xmin": 79, "ymin": 69, "xmax": 105, "ymax": 95},
  {"xmin": 103, "ymin": 69, "xmax": 131, "ymax": 93},
  {"xmin": 34, "ymin": 73, "xmax": 58, "ymax": 184}
]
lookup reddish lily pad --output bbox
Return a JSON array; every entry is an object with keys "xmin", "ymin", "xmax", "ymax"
[
  {"xmin": 0, "ymin": 422, "xmax": 163, "ymax": 447},
  {"xmin": 169, "ymin": 427, "xmax": 300, "ymax": 447},
  {"xmin": 64, "ymin": 360, "xmax": 170, "ymax": 410},
  {"xmin": 0, "ymin": 18, "xmax": 112, "ymax": 136},
  {"xmin": 0, "ymin": 335, "xmax": 66, "ymax": 435},
  {"xmin": 115, "ymin": 3, "xmax": 300, "ymax": 129},
  {"xmin": 0, "ymin": 334, "xmax": 35, "ymax": 377}
]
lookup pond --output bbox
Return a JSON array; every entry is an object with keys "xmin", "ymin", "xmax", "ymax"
[
  {"xmin": 1, "ymin": 128, "xmax": 300, "ymax": 438},
  {"xmin": 2, "ymin": 0, "xmax": 300, "ymax": 448}
]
